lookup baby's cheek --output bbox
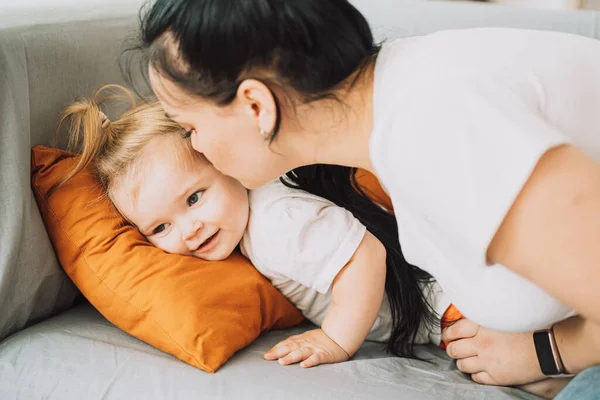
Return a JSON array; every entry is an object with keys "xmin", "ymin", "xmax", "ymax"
[
  {"xmin": 226, "ymin": 198, "xmax": 249, "ymax": 232},
  {"xmin": 150, "ymin": 236, "xmax": 185, "ymax": 256}
]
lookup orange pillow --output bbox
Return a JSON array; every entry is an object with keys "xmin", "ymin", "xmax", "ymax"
[
  {"xmin": 355, "ymin": 169, "xmax": 393, "ymax": 211},
  {"xmin": 31, "ymin": 146, "xmax": 304, "ymax": 373}
]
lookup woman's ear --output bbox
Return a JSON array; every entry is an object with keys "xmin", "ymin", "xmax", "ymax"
[{"xmin": 237, "ymin": 79, "xmax": 277, "ymax": 136}]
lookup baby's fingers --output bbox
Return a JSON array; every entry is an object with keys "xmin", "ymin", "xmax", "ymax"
[
  {"xmin": 264, "ymin": 343, "xmax": 293, "ymax": 360},
  {"xmin": 278, "ymin": 347, "xmax": 313, "ymax": 366},
  {"xmin": 300, "ymin": 352, "xmax": 323, "ymax": 368}
]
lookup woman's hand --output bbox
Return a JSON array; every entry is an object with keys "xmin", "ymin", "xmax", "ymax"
[
  {"xmin": 264, "ymin": 329, "xmax": 350, "ymax": 368},
  {"xmin": 442, "ymin": 318, "xmax": 545, "ymax": 386}
]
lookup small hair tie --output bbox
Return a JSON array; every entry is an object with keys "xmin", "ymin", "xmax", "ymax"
[{"xmin": 99, "ymin": 111, "xmax": 111, "ymax": 129}]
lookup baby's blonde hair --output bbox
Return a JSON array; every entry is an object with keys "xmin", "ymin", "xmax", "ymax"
[{"xmin": 56, "ymin": 84, "xmax": 198, "ymax": 202}]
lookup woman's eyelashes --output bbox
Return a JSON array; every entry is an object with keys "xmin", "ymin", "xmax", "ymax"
[{"xmin": 187, "ymin": 190, "xmax": 204, "ymax": 206}]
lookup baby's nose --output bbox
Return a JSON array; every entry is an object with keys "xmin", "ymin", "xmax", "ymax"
[{"xmin": 181, "ymin": 219, "xmax": 202, "ymax": 241}]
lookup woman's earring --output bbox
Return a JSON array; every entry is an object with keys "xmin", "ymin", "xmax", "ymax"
[{"xmin": 259, "ymin": 126, "xmax": 270, "ymax": 140}]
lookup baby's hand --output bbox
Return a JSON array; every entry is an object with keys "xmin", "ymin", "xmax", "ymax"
[{"xmin": 264, "ymin": 328, "xmax": 350, "ymax": 368}]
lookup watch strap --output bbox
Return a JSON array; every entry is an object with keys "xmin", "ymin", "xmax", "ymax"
[{"xmin": 533, "ymin": 328, "xmax": 572, "ymax": 377}]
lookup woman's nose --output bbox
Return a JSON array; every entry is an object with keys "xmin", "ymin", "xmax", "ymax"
[{"xmin": 181, "ymin": 219, "xmax": 202, "ymax": 241}]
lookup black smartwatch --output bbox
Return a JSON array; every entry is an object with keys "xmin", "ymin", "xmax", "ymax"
[{"xmin": 533, "ymin": 328, "xmax": 572, "ymax": 377}]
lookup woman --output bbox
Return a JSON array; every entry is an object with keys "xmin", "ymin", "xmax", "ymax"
[{"xmin": 136, "ymin": 0, "xmax": 599, "ymax": 396}]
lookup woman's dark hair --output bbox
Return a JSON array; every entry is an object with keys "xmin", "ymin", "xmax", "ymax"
[
  {"xmin": 139, "ymin": 0, "xmax": 380, "ymax": 137},
  {"xmin": 283, "ymin": 166, "xmax": 437, "ymax": 358},
  {"xmin": 138, "ymin": 0, "xmax": 437, "ymax": 358}
]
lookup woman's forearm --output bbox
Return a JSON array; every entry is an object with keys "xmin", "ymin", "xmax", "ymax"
[
  {"xmin": 518, "ymin": 378, "xmax": 571, "ymax": 399},
  {"xmin": 554, "ymin": 316, "xmax": 600, "ymax": 374}
]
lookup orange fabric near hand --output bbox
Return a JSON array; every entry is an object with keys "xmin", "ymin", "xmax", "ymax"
[
  {"xmin": 31, "ymin": 146, "xmax": 304, "ymax": 373},
  {"xmin": 439, "ymin": 304, "xmax": 465, "ymax": 350},
  {"xmin": 355, "ymin": 169, "xmax": 393, "ymax": 212}
]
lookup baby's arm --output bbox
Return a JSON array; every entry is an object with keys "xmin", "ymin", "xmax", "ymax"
[
  {"xmin": 321, "ymin": 230, "xmax": 386, "ymax": 356},
  {"xmin": 264, "ymin": 231, "xmax": 386, "ymax": 367},
  {"xmin": 243, "ymin": 181, "xmax": 388, "ymax": 367}
]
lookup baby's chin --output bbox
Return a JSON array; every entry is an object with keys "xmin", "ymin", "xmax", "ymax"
[
  {"xmin": 191, "ymin": 251, "xmax": 231, "ymax": 262},
  {"xmin": 190, "ymin": 244, "xmax": 236, "ymax": 262}
]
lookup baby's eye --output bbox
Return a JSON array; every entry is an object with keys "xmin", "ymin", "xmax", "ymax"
[
  {"xmin": 187, "ymin": 190, "xmax": 204, "ymax": 206},
  {"xmin": 152, "ymin": 223, "xmax": 169, "ymax": 235}
]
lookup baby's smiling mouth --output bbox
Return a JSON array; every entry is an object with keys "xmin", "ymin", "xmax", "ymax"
[{"xmin": 194, "ymin": 230, "xmax": 220, "ymax": 253}]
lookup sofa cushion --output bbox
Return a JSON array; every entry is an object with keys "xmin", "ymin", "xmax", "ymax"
[
  {"xmin": 30, "ymin": 145, "xmax": 304, "ymax": 373},
  {"xmin": 0, "ymin": 302, "xmax": 537, "ymax": 400}
]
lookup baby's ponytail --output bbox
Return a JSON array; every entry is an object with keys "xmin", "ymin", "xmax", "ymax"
[
  {"xmin": 53, "ymin": 85, "xmax": 188, "ymax": 200},
  {"xmin": 53, "ymin": 85, "xmax": 137, "ymax": 192}
]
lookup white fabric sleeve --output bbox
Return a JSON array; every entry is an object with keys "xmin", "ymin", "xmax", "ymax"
[
  {"xmin": 372, "ymin": 70, "xmax": 571, "ymax": 271},
  {"xmin": 243, "ymin": 182, "xmax": 367, "ymax": 294}
]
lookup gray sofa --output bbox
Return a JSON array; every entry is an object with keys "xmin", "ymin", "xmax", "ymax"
[{"xmin": 1, "ymin": 1, "xmax": 598, "ymax": 399}]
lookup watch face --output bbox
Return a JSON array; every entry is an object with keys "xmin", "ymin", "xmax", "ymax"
[{"xmin": 533, "ymin": 331, "xmax": 560, "ymax": 376}]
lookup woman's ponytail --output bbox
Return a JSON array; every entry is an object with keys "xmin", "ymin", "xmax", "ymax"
[{"xmin": 282, "ymin": 165, "xmax": 437, "ymax": 359}]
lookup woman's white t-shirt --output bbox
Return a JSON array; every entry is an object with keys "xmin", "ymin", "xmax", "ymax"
[{"xmin": 370, "ymin": 28, "xmax": 600, "ymax": 332}]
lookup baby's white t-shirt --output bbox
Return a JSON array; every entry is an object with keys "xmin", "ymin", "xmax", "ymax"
[
  {"xmin": 370, "ymin": 28, "xmax": 600, "ymax": 332},
  {"xmin": 240, "ymin": 180, "xmax": 450, "ymax": 345}
]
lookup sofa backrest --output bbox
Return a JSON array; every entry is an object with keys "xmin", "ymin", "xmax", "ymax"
[
  {"xmin": 356, "ymin": 0, "xmax": 600, "ymax": 41},
  {"xmin": 0, "ymin": 5, "xmax": 146, "ymax": 341}
]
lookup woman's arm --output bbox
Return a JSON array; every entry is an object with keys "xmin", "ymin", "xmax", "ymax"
[
  {"xmin": 553, "ymin": 316, "xmax": 600, "ymax": 375},
  {"xmin": 488, "ymin": 144, "xmax": 600, "ymax": 324},
  {"xmin": 517, "ymin": 378, "xmax": 571, "ymax": 399}
]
